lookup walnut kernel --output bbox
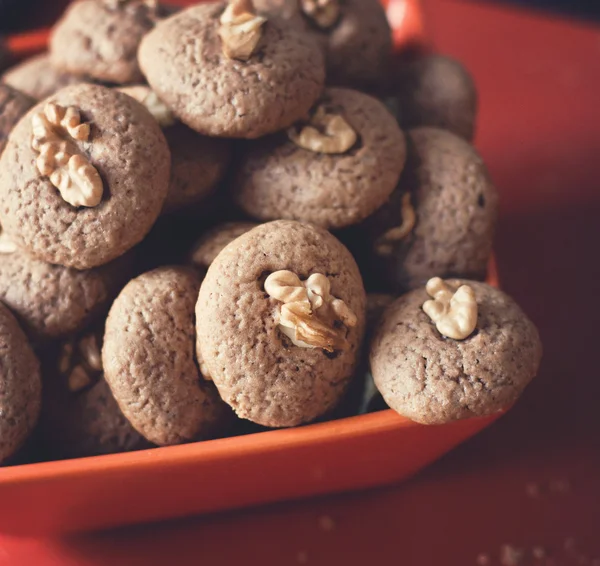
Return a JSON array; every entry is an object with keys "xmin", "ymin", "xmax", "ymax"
[
  {"xmin": 422, "ymin": 277, "xmax": 478, "ymax": 340},
  {"xmin": 264, "ymin": 270, "xmax": 357, "ymax": 352},
  {"xmin": 218, "ymin": 0, "xmax": 267, "ymax": 61},
  {"xmin": 375, "ymin": 192, "xmax": 416, "ymax": 255},
  {"xmin": 31, "ymin": 103, "xmax": 103, "ymax": 208},
  {"xmin": 300, "ymin": 0, "xmax": 340, "ymax": 28},
  {"xmin": 118, "ymin": 85, "xmax": 175, "ymax": 127},
  {"xmin": 288, "ymin": 105, "xmax": 357, "ymax": 154}
]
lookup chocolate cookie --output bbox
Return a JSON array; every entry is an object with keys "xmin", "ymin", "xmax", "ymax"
[
  {"xmin": 308, "ymin": 0, "xmax": 392, "ymax": 90},
  {"xmin": 395, "ymin": 54, "xmax": 478, "ymax": 141},
  {"xmin": 138, "ymin": 2, "xmax": 326, "ymax": 138},
  {"xmin": 234, "ymin": 88, "xmax": 406, "ymax": 229},
  {"xmin": 2, "ymin": 53, "xmax": 87, "ymax": 100},
  {"xmin": 0, "ymin": 83, "xmax": 34, "ymax": 155},
  {"xmin": 119, "ymin": 85, "xmax": 232, "ymax": 214},
  {"xmin": 370, "ymin": 279, "xmax": 542, "ymax": 424},
  {"xmin": 41, "ymin": 328, "xmax": 149, "ymax": 459},
  {"xmin": 357, "ymin": 127, "xmax": 498, "ymax": 292},
  {"xmin": 196, "ymin": 220, "xmax": 366, "ymax": 427},
  {"xmin": 0, "ymin": 246, "xmax": 132, "ymax": 342},
  {"xmin": 49, "ymin": 0, "xmax": 164, "ymax": 84},
  {"xmin": 0, "ymin": 301, "xmax": 42, "ymax": 464},
  {"xmin": 0, "ymin": 83, "xmax": 170, "ymax": 269},
  {"xmin": 103, "ymin": 266, "xmax": 230, "ymax": 446},
  {"xmin": 189, "ymin": 221, "xmax": 259, "ymax": 271}
]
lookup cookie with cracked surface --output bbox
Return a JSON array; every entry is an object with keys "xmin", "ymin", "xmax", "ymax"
[
  {"xmin": 189, "ymin": 221, "xmax": 259, "ymax": 271},
  {"xmin": 394, "ymin": 54, "xmax": 478, "ymax": 141},
  {"xmin": 119, "ymin": 85, "xmax": 232, "ymax": 214},
  {"xmin": 0, "ymin": 83, "xmax": 170, "ymax": 269},
  {"xmin": 2, "ymin": 53, "xmax": 88, "ymax": 100},
  {"xmin": 355, "ymin": 127, "xmax": 498, "ymax": 292},
  {"xmin": 0, "ymin": 301, "xmax": 42, "ymax": 464},
  {"xmin": 0, "ymin": 83, "xmax": 34, "ymax": 155},
  {"xmin": 49, "ymin": 0, "xmax": 167, "ymax": 84},
  {"xmin": 0, "ymin": 246, "xmax": 132, "ymax": 342},
  {"xmin": 196, "ymin": 220, "xmax": 366, "ymax": 427},
  {"xmin": 138, "ymin": 2, "xmax": 325, "ymax": 138},
  {"xmin": 41, "ymin": 328, "xmax": 150, "ymax": 459},
  {"xmin": 233, "ymin": 88, "xmax": 406, "ymax": 229},
  {"xmin": 370, "ymin": 280, "xmax": 542, "ymax": 424},
  {"xmin": 103, "ymin": 266, "xmax": 231, "ymax": 446}
]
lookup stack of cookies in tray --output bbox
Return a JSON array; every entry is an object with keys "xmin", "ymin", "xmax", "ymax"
[{"xmin": 0, "ymin": 0, "xmax": 542, "ymax": 464}]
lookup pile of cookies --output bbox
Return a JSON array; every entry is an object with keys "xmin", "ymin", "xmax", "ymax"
[{"xmin": 0, "ymin": 0, "xmax": 542, "ymax": 464}]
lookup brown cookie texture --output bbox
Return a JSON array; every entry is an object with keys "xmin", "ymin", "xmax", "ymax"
[
  {"xmin": 234, "ymin": 88, "xmax": 406, "ymax": 229},
  {"xmin": 41, "ymin": 330, "xmax": 150, "ymax": 459},
  {"xmin": 395, "ymin": 54, "xmax": 478, "ymax": 141},
  {"xmin": 2, "ymin": 53, "xmax": 87, "ymax": 100},
  {"xmin": 163, "ymin": 124, "xmax": 231, "ymax": 213},
  {"xmin": 370, "ymin": 280, "xmax": 543, "ymax": 424},
  {"xmin": 0, "ymin": 301, "xmax": 42, "ymax": 464},
  {"xmin": 358, "ymin": 127, "xmax": 498, "ymax": 292},
  {"xmin": 196, "ymin": 220, "xmax": 366, "ymax": 427},
  {"xmin": 189, "ymin": 222, "xmax": 259, "ymax": 271},
  {"xmin": 0, "ymin": 84, "xmax": 171, "ymax": 269},
  {"xmin": 0, "ymin": 249, "xmax": 132, "ymax": 342},
  {"xmin": 138, "ymin": 2, "xmax": 326, "ymax": 138},
  {"xmin": 0, "ymin": 83, "xmax": 34, "ymax": 155},
  {"xmin": 103, "ymin": 266, "xmax": 230, "ymax": 446},
  {"xmin": 49, "ymin": 0, "xmax": 163, "ymax": 84},
  {"xmin": 318, "ymin": 0, "xmax": 392, "ymax": 90}
]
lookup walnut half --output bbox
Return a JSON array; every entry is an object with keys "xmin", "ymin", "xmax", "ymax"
[
  {"xmin": 265, "ymin": 270, "xmax": 357, "ymax": 352},
  {"xmin": 218, "ymin": 0, "xmax": 267, "ymax": 61},
  {"xmin": 422, "ymin": 277, "xmax": 478, "ymax": 340},
  {"xmin": 300, "ymin": 0, "xmax": 340, "ymax": 29},
  {"xmin": 31, "ymin": 103, "xmax": 103, "ymax": 208},
  {"xmin": 118, "ymin": 85, "xmax": 175, "ymax": 127},
  {"xmin": 288, "ymin": 105, "xmax": 357, "ymax": 154},
  {"xmin": 374, "ymin": 193, "xmax": 416, "ymax": 256}
]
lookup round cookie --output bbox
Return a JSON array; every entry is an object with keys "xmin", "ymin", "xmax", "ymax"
[
  {"xmin": 357, "ymin": 127, "xmax": 498, "ymax": 292},
  {"xmin": 49, "ymin": 0, "xmax": 165, "ymax": 84},
  {"xmin": 0, "ymin": 83, "xmax": 34, "ymax": 155},
  {"xmin": 394, "ymin": 54, "xmax": 478, "ymax": 141},
  {"xmin": 0, "ymin": 246, "xmax": 132, "ymax": 342},
  {"xmin": 119, "ymin": 85, "xmax": 232, "ymax": 214},
  {"xmin": 370, "ymin": 279, "xmax": 542, "ymax": 424},
  {"xmin": 0, "ymin": 301, "xmax": 42, "ymax": 464},
  {"xmin": 41, "ymin": 328, "xmax": 150, "ymax": 459},
  {"xmin": 138, "ymin": 2, "xmax": 326, "ymax": 138},
  {"xmin": 2, "ymin": 53, "xmax": 87, "ymax": 100},
  {"xmin": 189, "ymin": 222, "xmax": 259, "ymax": 271},
  {"xmin": 311, "ymin": 0, "xmax": 392, "ymax": 90},
  {"xmin": 103, "ymin": 266, "xmax": 231, "ymax": 446},
  {"xmin": 196, "ymin": 220, "xmax": 366, "ymax": 427},
  {"xmin": 233, "ymin": 88, "xmax": 406, "ymax": 229},
  {"xmin": 0, "ymin": 83, "xmax": 171, "ymax": 269}
]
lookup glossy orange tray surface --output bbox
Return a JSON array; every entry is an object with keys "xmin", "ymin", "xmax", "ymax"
[{"xmin": 0, "ymin": 0, "xmax": 506, "ymax": 536}]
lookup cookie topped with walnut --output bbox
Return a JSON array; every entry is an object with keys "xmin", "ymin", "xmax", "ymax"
[
  {"xmin": 196, "ymin": 220, "xmax": 366, "ymax": 427},
  {"xmin": 234, "ymin": 88, "xmax": 406, "ymax": 229},
  {"xmin": 138, "ymin": 0, "xmax": 326, "ymax": 138},
  {"xmin": 0, "ymin": 84, "xmax": 170, "ymax": 269},
  {"xmin": 370, "ymin": 278, "xmax": 542, "ymax": 424},
  {"xmin": 49, "ymin": 0, "xmax": 169, "ymax": 84}
]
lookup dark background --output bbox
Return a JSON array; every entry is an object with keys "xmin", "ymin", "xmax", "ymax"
[{"xmin": 0, "ymin": 0, "xmax": 600, "ymax": 33}]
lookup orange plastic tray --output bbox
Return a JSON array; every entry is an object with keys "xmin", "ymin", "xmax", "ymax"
[{"xmin": 0, "ymin": 0, "xmax": 505, "ymax": 537}]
